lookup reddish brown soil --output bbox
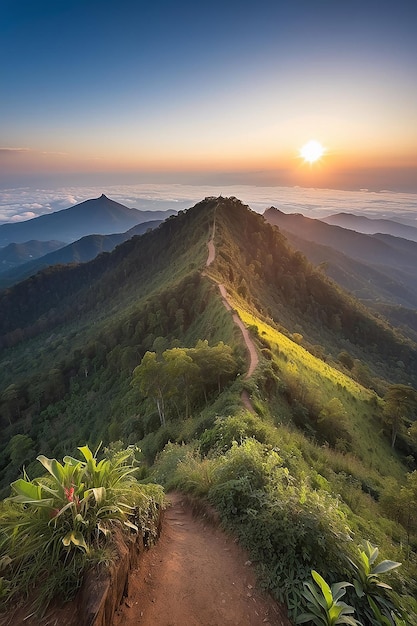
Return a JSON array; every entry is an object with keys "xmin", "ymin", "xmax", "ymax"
[{"xmin": 113, "ymin": 493, "xmax": 291, "ymax": 626}]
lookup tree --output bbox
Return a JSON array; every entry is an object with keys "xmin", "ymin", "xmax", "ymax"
[
  {"xmin": 163, "ymin": 348, "xmax": 200, "ymax": 419},
  {"xmin": 132, "ymin": 352, "xmax": 168, "ymax": 426},
  {"xmin": 381, "ymin": 472, "xmax": 417, "ymax": 551},
  {"xmin": 1, "ymin": 384, "xmax": 21, "ymax": 425},
  {"xmin": 8, "ymin": 434, "xmax": 35, "ymax": 467},
  {"xmin": 189, "ymin": 340, "xmax": 238, "ymax": 398},
  {"xmin": 383, "ymin": 384, "xmax": 417, "ymax": 449},
  {"xmin": 317, "ymin": 398, "xmax": 351, "ymax": 449}
]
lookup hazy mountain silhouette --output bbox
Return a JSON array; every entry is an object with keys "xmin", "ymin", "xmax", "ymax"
[
  {"xmin": 322, "ymin": 212, "xmax": 417, "ymax": 242},
  {"xmin": 0, "ymin": 194, "xmax": 176, "ymax": 246},
  {"xmin": 0, "ymin": 220, "xmax": 162, "ymax": 288},
  {"xmin": 0, "ymin": 240, "xmax": 65, "ymax": 271},
  {"xmin": 264, "ymin": 207, "xmax": 417, "ymax": 338}
]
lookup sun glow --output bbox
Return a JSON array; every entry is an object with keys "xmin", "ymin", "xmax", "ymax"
[{"xmin": 300, "ymin": 140, "xmax": 325, "ymax": 163}]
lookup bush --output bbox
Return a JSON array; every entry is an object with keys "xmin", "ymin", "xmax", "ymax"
[
  {"xmin": 159, "ymin": 436, "xmax": 354, "ymax": 619},
  {"xmin": 0, "ymin": 444, "xmax": 164, "ymax": 615}
]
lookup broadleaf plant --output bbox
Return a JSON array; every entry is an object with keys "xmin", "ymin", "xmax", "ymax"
[
  {"xmin": 0, "ymin": 444, "xmax": 164, "ymax": 616},
  {"xmin": 296, "ymin": 570, "xmax": 360, "ymax": 626}
]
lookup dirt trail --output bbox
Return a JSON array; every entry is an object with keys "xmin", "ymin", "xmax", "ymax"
[
  {"xmin": 111, "ymin": 226, "xmax": 289, "ymax": 624},
  {"xmin": 113, "ymin": 493, "xmax": 290, "ymax": 626},
  {"xmin": 207, "ymin": 220, "xmax": 259, "ymax": 410},
  {"xmin": 206, "ymin": 220, "xmax": 216, "ymax": 267},
  {"xmin": 217, "ymin": 284, "xmax": 259, "ymax": 379}
]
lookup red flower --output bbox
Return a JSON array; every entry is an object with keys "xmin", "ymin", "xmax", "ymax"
[{"xmin": 64, "ymin": 486, "xmax": 75, "ymax": 502}]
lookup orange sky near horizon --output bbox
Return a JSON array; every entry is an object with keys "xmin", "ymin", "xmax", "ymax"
[{"xmin": 1, "ymin": 0, "xmax": 416, "ymax": 192}]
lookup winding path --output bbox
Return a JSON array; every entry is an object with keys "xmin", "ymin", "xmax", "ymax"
[
  {"xmin": 113, "ymin": 493, "xmax": 290, "ymax": 626},
  {"xmin": 111, "ymin": 227, "xmax": 289, "ymax": 625},
  {"xmin": 206, "ymin": 219, "xmax": 259, "ymax": 409}
]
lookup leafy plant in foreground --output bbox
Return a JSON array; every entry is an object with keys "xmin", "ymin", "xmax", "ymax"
[
  {"xmin": 0, "ymin": 444, "xmax": 164, "ymax": 615},
  {"xmin": 348, "ymin": 541, "xmax": 402, "ymax": 625},
  {"xmin": 296, "ymin": 570, "xmax": 359, "ymax": 626}
]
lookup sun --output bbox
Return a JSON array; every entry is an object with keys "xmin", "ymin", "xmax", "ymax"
[{"xmin": 300, "ymin": 140, "xmax": 325, "ymax": 163}]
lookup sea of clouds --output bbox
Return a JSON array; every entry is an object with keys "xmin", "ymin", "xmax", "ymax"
[{"xmin": 1, "ymin": 184, "xmax": 417, "ymax": 225}]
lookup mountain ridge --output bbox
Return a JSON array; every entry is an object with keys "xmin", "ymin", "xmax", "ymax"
[
  {"xmin": 1, "ymin": 196, "xmax": 417, "ymax": 623},
  {"xmin": 0, "ymin": 194, "xmax": 176, "ymax": 245},
  {"xmin": 0, "ymin": 239, "xmax": 65, "ymax": 270},
  {"xmin": 0, "ymin": 219, "xmax": 162, "ymax": 289},
  {"xmin": 264, "ymin": 207, "xmax": 417, "ymax": 320},
  {"xmin": 322, "ymin": 211, "xmax": 417, "ymax": 242}
]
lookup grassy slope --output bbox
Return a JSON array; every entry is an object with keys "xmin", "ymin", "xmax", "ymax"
[{"xmin": 234, "ymin": 302, "xmax": 404, "ymax": 481}]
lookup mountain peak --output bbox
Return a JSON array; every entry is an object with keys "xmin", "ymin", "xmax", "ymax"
[{"xmin": 99, "ymin": 194, "xmax": 108, "ymax": 200}]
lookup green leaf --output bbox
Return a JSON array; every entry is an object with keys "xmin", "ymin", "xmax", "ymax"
[
  {"xmin": 10, "ymin": 478, "xmax": 43, "ymax": 501},
  {"xmin": 124, "ymin": 520, "xmax": 139, "ymax": 532},
  {"xmin": 312, "ymin": 570, "xmax": 333, "ymax": 609},
  {"xmin": 372, "ymin": 560, "xmax": 401, "ymax": 575},
  {"xmin": 328, "ymin": 604, "xmax": 343, "ymax": 620},
  {"xmin": 359, "ymin": 551, "xmax": 370, "ymax": 575},
  {"xmin": 63, "ymin": 455, "xmax": 84, "ymax": 467},
  {"xmin": 364, "ymin": 541, "xmax": 379, "ymax": 565},
  {"xmin": 332, "ymin": 581, "xmax": 352, "ymax": 603},
  {"xmin": 92, "ymin": 486, "xmax": 106, "ymax": 504},
  {"xmin": 353, "ymin": 579, "xmax": 364, "ymax": 598},
  {"xmin": 303, "ymin": 582, "xmax": 327, "ymax": 610},
  {"xmin": 36, "ymin": 455, "xmax": 65, "ymax": 485},
  {"xmin": 62, "ymin": 530, "xmax": 88, "ymax": 552},
  {"xmin": 78, "ymin": 445, "xmax": 94, "ymax": 464}
]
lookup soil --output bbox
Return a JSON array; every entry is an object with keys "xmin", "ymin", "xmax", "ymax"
[{"xmin": 113, "ymin": 493, "xmax": 291, "ymax": 626}]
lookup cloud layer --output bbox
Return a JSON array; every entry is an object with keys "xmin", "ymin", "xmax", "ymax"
[{"xmin": 0, "ymin": 184, "xmax": 416, "ymax": 226}]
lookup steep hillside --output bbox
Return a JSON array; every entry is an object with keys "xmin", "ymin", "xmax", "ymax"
[
  {"xmin": 0, "ymin": 198, "xmax": 240, "ymax": 488},
  {"xmin": 211, "ymin": 200, "xmax": 417, "ymax": 386},
  {"xmin": 0, "ymin": 219, "xmax": 162, "ymax": 289},
  {"xmin": 264, "ymin": 207, "xmax": 417, "ymax": 337},
  {"xmin": 0, "ymin": 194, "xmax": 176, "ymax": 245},
  {"xmin": 265, "ymin": 207, "xmax": 417, "ymax": 270}
]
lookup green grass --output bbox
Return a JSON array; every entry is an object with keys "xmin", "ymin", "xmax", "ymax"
[{"xmin": 233, "ymin": 302, "xmax": 405, "ymax": 481}]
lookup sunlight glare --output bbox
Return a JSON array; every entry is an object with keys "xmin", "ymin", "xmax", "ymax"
[{"xmin": 300, "ymin": 140, "xmax": 325, "ymax": 163}]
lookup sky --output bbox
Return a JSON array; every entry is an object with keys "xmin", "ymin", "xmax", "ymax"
[{"xmin": 1, "ymin": 0, "xmax": 417, "ymax": 204}]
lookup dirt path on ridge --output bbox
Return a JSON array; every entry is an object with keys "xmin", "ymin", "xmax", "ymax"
[
  {"xmin": 111, "ymin": 226, "xmax": 290, "ymax": 625},
  {"xmin": 113, "ymin": 492, "xmax": 290, "ymax": 626},
  {"xmin": 217, "ymin": 283, "xmax": 259, "ymax": 379},
  {"xmin": 206, "ymin": 220, "xmax": 216, "ymax": 267},
  {"xmin": 206, "ymin": 219, "xmax": 259, "ymax": 410}
]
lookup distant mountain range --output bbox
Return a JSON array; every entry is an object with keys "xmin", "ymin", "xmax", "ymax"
[
  {"xmin": 264, "ymin": 207, "xmax": 417, "ymax": 339},
  {"xmin": 0, "ymin": 194, "xmax": 176, "ymax": 246},
  {"xmin": 0, "ymin": 220, "xmax": 162, "ymax": 289},
  {"xmin": 321, "ymin": 212, "xmax": 417, "ymax": 242},
  {"xmin": 0, "ymin": 240, "xmax": 65, "ymax": 270}
]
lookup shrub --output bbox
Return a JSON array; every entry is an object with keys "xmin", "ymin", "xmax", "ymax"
[{"xmin": 0, "ymin": 444, "xmax": 164, "ymax": 615}]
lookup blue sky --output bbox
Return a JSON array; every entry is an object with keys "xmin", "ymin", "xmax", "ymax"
[{"xmin": 1, "ymin": 0, "xmax": 417, "ymax": 192}]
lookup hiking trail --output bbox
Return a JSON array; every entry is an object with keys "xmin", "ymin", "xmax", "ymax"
[{"xmin": 113, "ymin": 493, "xmax": 290, "ymax": 626}]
